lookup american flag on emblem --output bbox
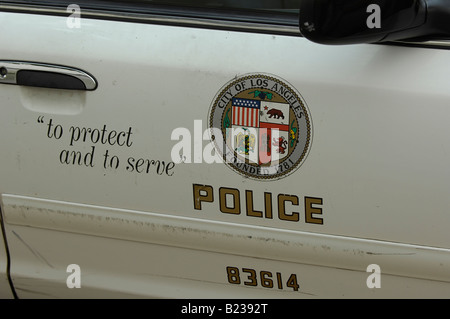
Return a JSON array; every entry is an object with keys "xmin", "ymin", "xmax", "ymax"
[{"xmin": 232, "ymin": 98, "xmax": 260, "ymax": 128}]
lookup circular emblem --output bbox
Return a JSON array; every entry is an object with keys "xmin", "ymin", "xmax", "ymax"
[{"xmin": 209, "ymin": 73, "xmax": 312, "ymax": 180}]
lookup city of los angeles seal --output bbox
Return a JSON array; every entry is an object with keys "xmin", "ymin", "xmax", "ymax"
[{"xmin": 209, "ymin": 73, "xmax": 312, "ymax": 180}]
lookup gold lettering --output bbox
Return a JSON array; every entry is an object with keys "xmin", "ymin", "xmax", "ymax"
[
  {"xmin": 220, "ymin": 187, "xmax": 241, "ymax": 214},
  {"xmin": 305, "ymin": 197, "xmax": 323, "ymax": 224},
  {"xmin": 246, "ymin": 190, "xmax": 263, "ymax": 218},
  {"xmin": 192, "ymin": 184, "xmax": 324, "ymax": 225},
  {"xmin": 193, "ymin": 184, "xmax": 213, "ymax": 210},
  {"xmin": 264, "ymin": 192, "xmax": 273, "ymax": 219},
  {"xmin": 278, "ymin": 194, "xmax": 299, "ymax": 222}
]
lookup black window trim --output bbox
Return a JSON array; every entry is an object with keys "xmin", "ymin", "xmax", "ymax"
[
  {"xmin": 1, "ymin": 1, "xmax": 450, "ymax": 48},
  {"xmin": 0, "ymin": 1, "xmax": 302, "ymax": 37}
]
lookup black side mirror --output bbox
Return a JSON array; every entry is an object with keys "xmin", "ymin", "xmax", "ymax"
[{"xmin": 299, "ymin": 0, "xmax": 450, "ymax": 44}]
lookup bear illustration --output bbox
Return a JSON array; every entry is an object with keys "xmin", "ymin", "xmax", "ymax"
[{"xmin": 267, "ymin": 108, "xmax": 285, "ymax": 119}]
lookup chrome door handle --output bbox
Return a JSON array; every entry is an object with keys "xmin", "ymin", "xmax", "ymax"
[{"xmin": 0, "ymin": 61, "xmax": 97, "ymax": 91}]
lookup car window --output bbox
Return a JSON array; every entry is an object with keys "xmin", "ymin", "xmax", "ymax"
[
  {"xmin": 1, "ymin": 0, "xmax": 299, "ymax": 13},
  {"xmin": 1, "ymin": 0, "xmax": 301, "ymax": 35},
  {"xmin": 99, "ymin": 0, "xmax": 299, "ymax": 12}
]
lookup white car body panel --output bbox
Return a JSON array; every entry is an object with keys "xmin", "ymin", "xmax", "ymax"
[
  {"xmin": 0, "ymin": 11, "xmax": 449, "ymax": 298},
  {"xmin": 0, "ymin": 219, "xmax": 12, "ymax": 298}
]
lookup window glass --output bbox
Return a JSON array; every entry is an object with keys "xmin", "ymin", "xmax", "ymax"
[
  {"xmin": 0, "ymin": 0, "xmax": 300, "ymax": 31},
  {"xmin": 98, "ymin": 0, "xmax": 299, "ymax": 13},
  {"xmin": 1, "ymin": 0, "xmax": 299, "ymax": 14}
]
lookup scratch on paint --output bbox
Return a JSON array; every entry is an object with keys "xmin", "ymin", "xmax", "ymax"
[
  {"xmin": 139, "ymin": 272, "xmax": 318, "ymax": 297},
  {"xmin": 366, "ymin": 252, "xmax": 416, "ymax": 256},
  {"xmin": 12, "ymin": 230, "xmax": 54, "ymax": 268}
]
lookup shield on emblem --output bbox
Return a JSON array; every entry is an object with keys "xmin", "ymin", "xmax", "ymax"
[
  {"xmin": 259, "ymin": 101, "xmax": 290, "ymax": 164},
  {"xmin": 231, "ymin": 97, "xmax": 290, "ymax": 165},
  {"xmin": 231, "ymin": 98, "xmax": 260, "ymax": 164}
]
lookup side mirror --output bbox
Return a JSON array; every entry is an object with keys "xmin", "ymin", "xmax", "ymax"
[{"xmin": 299, "ymin": 0, "xmax": 450, "ymax": 45}]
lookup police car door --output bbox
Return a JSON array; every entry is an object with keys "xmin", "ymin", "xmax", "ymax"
[{"xmin": 1, "ymin": 0, "xmax": 449, "ymax": 298}]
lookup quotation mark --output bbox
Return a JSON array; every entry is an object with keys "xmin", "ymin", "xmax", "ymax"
[{"xmin": 37, "ymin": 115, "xmax": 45, "ymax": 124}]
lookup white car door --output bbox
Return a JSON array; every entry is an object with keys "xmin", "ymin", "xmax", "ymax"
[{"xmin": 0, "ymin": 0, "xmax": 449, "ymax": 299}]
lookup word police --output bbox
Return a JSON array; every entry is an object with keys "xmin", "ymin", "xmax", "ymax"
[{"xmin": 193, "ymin": 184, "xmax": 323, "ymax": 224}]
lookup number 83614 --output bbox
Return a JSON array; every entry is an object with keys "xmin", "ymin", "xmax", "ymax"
[{"xmin": 226, "ymin": 266, "xmax": 300, "ymax": 292}]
